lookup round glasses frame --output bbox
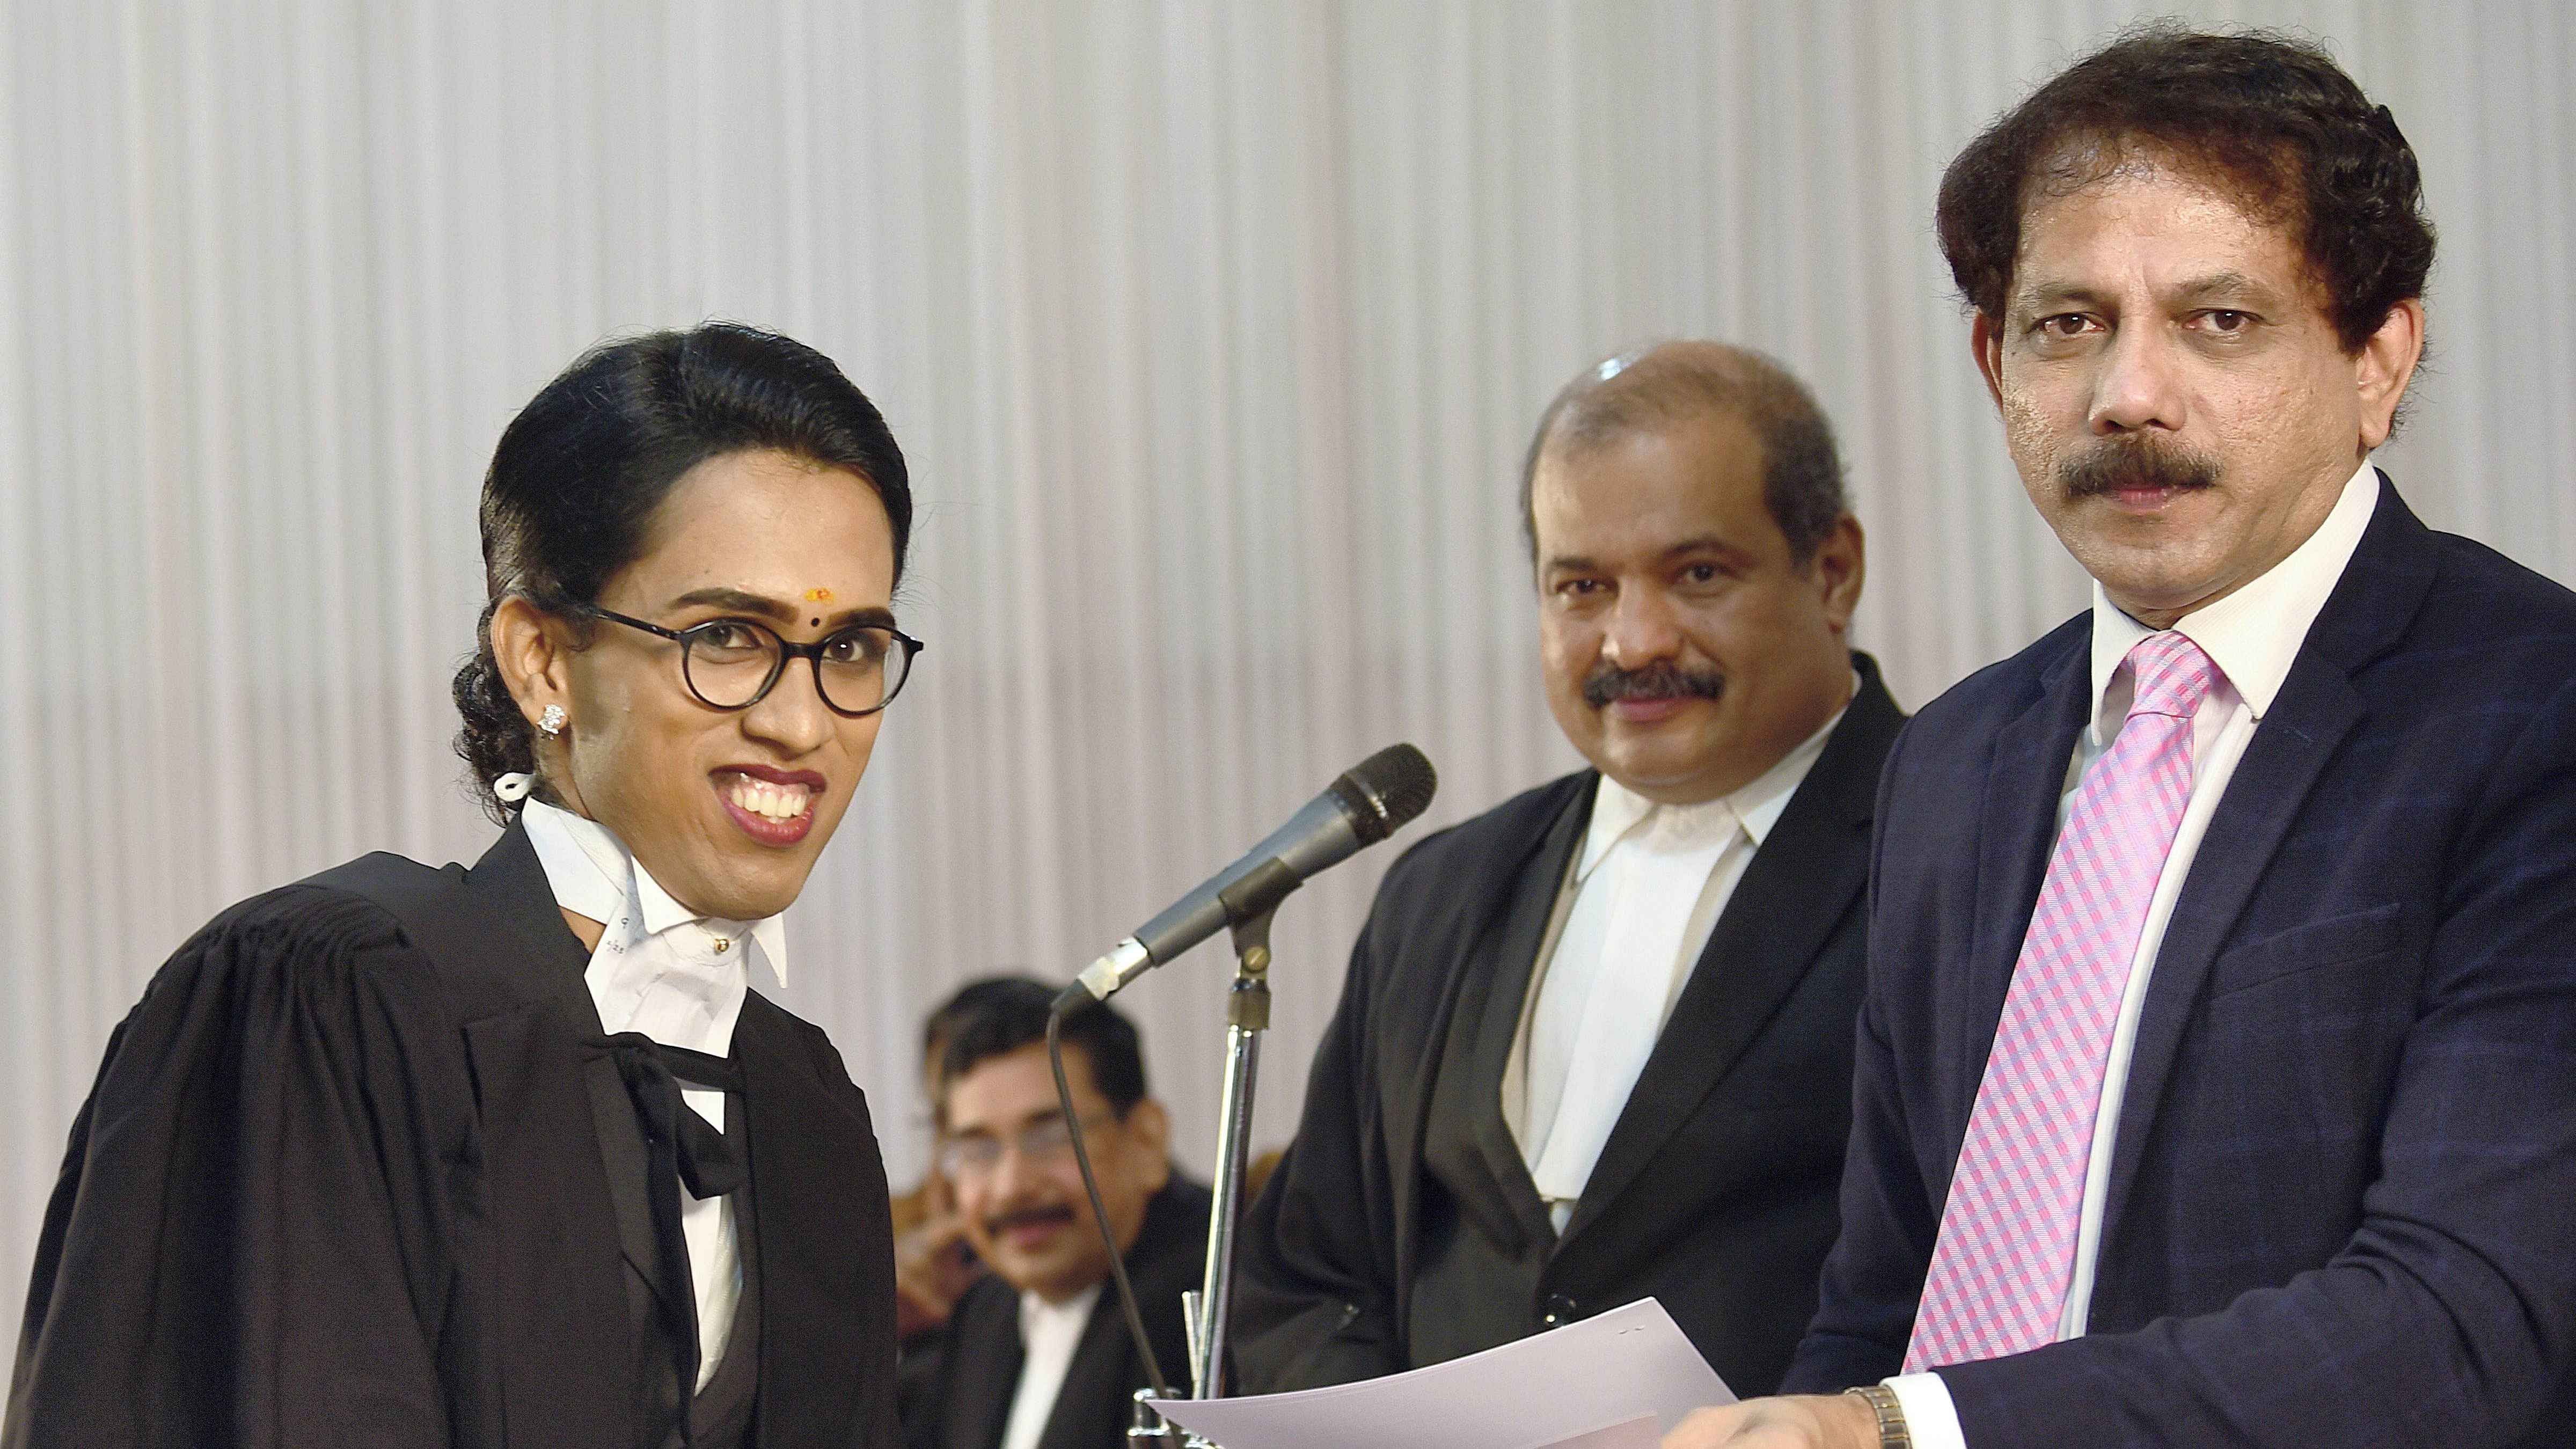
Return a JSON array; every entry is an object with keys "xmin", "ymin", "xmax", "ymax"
[{"xmin": 576, "ymin": 604, "xmax": 924, "ymax": 718}]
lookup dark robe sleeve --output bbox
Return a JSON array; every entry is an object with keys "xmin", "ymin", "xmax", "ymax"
[
  {"xmin": 1230, "ymin": 872, "xmax": 1415, "ymax": 1392},
  {"xmin": 802, "ymin": 1030, "xmax": 903, "ymax": 1449},
  {"xmin": 6, "ymin": 885, "xmax": 478, "ymax": 1448}
]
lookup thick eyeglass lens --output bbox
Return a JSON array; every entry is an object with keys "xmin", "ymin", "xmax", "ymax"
[
  {"xmin": 935, "ymin": 1114, "xmax": 1108, "ymax": 1179},
  {"xmin": 812, "ymin": 627, "xmax": 905, "ymax": 712},
  {"xmin": 680, "ymin": 621, "xmax": 909, "ymax": 713},
  {"xmin": 682, "ymin": 624, "xmax": 784, "ymax": 707}
]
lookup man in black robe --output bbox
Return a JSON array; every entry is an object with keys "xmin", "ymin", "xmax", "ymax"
[
  {"xmin": 1232, "ymin": 343, "xmax": 1902, "ymax": 1397},
  {"xmin": 899, "ymin": 981, "xmax": 1204, "ymax": 1449}
]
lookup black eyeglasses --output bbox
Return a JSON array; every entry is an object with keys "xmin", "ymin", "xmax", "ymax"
[{"xmin": 577, "ymin": 605, "xmax": 924, "ymax": 717}]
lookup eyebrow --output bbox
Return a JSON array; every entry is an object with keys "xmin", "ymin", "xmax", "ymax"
[
  {"xmin": 2012, "ymin": 272, "xmax": 2286, "ymax": 316},
  {"xmin": 2168, "ymin": 270, "xmax": 2284, "ymax": 308},
  {"xmin": 1543, "ymin": 536, "xmax": 1755, "ymax": 574},
  {"xmin": 947, "ymin": 1105, "xmax": 1070, "ymax": 1139},
  {"xmin": 665, "ymin": 586, "xmax": 896, "ymax": 631},
  {"xmin": 1661, "ymin": 535, "xmax": 1755, "ymax": 564},
  {"xmin": 2010, "ymin": 281, "xmax": 2110, "ymax": 316}
]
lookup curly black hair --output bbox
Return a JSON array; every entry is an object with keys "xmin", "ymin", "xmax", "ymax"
[
  {"xmin": 452, "ymin": 323, "xmax": 912, "ymax": 823},
  {"xmin": 1935, "ymin": 24, "xmax": 2435, "ymax": 354}
]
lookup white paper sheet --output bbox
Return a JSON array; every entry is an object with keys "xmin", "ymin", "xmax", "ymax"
[
  {"xmin": 1547, "ymin": 1416, "xmax": 1663, "ymax": 1449},
  {"xmin": 1147, "ymin": 1298, "xmax": 1732, "ymax": 1449}
]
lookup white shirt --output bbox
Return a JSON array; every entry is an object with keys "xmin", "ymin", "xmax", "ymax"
[
  {"xmin": 1510, "ymin": 691, "xmax": 1849, "ymax": 1233},
  {"xmin": 1890, "ymin": 462, "xmax": 2380, "ymax": 1446},
  {"xmin": 520, "ymin": 798, "xmax": 789, "ymax": 1392},
  {"xmin": 998, "ymin": 1283, "xmax": 1106, "ymax": 1449}
]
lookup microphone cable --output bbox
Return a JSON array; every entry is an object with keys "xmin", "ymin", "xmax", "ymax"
[{"xmin": 1046, "ymin": 999, "xmax": 1175, "ymax": 1400}]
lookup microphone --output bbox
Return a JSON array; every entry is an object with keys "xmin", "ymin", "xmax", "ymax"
[{"xmin": 1058, "ymin": 743, "xmax": 1438, "ymax": 1009}]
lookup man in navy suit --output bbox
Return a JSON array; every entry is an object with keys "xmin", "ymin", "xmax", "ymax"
[{"xmin": 1668, "ymin": 27, "xmax": 2576, "ymax": 1449}]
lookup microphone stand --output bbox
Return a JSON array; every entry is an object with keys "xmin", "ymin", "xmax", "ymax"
[{"xmin": 1130, "ymin": 861, "xmax": 1295, "ymax": 1446}]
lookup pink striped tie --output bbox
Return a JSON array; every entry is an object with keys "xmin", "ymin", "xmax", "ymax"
[{"xmin": 1904, "ymin": 628, "xmax": 2218, "ymax": 1371}]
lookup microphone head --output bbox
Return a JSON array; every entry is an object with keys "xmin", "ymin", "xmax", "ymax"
[{"xmin": 1330, "ymin": 743, "xmax": 1438, "ymax": 845}]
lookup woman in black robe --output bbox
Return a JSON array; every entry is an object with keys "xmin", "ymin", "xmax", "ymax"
[{"xmin": 6, "ymin": 323, "xmax": 919, "ymax": 1449}]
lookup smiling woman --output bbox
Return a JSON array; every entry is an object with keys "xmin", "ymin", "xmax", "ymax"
[
  {"xmin": 457, "ymin": 325, "xmax": 916, "ymax": 908},
  {"xmin": 480, "ymin": 440, "xmax": 909, "ymax": 920},
  {"xmin": 7, "ymin": 324, "xmax": 919, "ymax": 1449}
]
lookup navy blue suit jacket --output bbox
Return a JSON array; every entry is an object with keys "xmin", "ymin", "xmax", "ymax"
[{"xmin": 1785, "ymin": 481, "xmax": 2576, "ymax": 1446}]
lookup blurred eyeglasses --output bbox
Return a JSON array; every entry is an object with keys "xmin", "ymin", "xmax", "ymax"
[{"xmin": 936, "ymin": 1112, "xmax": 1118, "ymax": 1179}]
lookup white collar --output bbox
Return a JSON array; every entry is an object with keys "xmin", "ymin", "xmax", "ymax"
[
  {"xmin": 1577, "ymin": 684, "xmax": 1853, "ymax": 881},
  {"xmin": 519, "ymin": 798, "xmax": 789, "ymax": 980},
  {"xmin": 518, "ymin": 799, "xmax": 788, "ymax": 1058},
  {"xmin": 2087, "ymin": 459, "xmax": 2378, "ymax": 738},
  {"xmin": 1019, "ymin": 1279, "xmax": 1104, "ymax": 1334}
]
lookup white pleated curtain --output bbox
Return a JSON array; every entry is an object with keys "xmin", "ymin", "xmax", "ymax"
[{"xmin": 1, "ymin": 0, "xmax": 2569, "ymax": 1338}]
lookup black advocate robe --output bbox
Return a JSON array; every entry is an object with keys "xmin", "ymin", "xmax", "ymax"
[
  {"xmin": 1233, "ymin": 653, "xmax": 1905, "ymax": 1399},
  {"xmin": 901, "ymin": 1179, "xmax": 1208, "ymax": 1449},
  {"xmin": 4, "ymin": 821, "xmax": 901, "ymax": 1449}
]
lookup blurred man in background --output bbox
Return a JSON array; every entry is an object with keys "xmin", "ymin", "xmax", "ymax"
[
  {"xmin": 900, "ymin": 979, "xmax": 1207, "ymax": 1449},
  {"xmin": 1233, "ymin": 342, "xmax": 1904, "ymax": 1397},
  {"xmin": 895, "ymin": 977, "xmax": 1028, "ymax": 1345}
]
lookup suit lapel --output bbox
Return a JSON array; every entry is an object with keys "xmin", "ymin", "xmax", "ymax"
[
  {"xmin": 581, "ymin": 1051, "xmax": 675, "ymax": 1320},
  {"xmin": 1029, "ymin": 1182, "xmax": 1208, "ymax": 1449},
  {"xmin": 1036, "ymin": 1293, "xmax": 1133, "ymax": 1449},
  {"xmin": 1454, "ymin": 785, "xmax": 1594, "ymax": 1251},
  {"xmin": 1962, "ymin": 630, "xmax": 2094, "ymax": 1112},
  {"xmin": 1384, "ymin": 775, "xmax": 1592, "ymax": 1305},
  {"xmin": 737, "ymin": 994, "xmax": 888, "ymax": 1445},
  {"xmin": 2097, "ymin": 480, "xmax": 2433, "ymax": 1245},
  {"xmin": 1563, "ymin": 663, "xmax": 1902, "ymax": 1242},
  {"xmin": 927, "ymin": 1274, "xmax": 1015, "ymax": 1444},
  {"xmin": 939, "ymin": 1284, "xmax": 1023, "ymax": 1449},
  {"xmin": 445, "ymin": 826, "xmax": 638, "ymax": 1449}
]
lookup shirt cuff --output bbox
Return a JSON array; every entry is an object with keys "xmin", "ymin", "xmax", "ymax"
[{"xmin": 1883, "ymin": 1372, "xmax": 1966, "ymax": 1449}]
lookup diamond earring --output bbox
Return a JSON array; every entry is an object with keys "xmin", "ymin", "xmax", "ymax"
[{"xmin": 538, "ymin": 705, "xmax": 567, "ymax": 737}]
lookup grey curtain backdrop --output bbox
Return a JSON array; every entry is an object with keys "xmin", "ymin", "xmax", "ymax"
[{"xmin": 2, "ymin": 0, "xmax": 2568, "ymax": 1337}]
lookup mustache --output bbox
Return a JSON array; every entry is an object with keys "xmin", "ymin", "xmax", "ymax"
[
  {"xmin": 1582, "ymin": 660, "xmax": 1724, "ymax": 709},
  {"xmin": 2058, "ymin": 437, "xmax": 2220, "ymax": 499},
  {"xmin": 984, "ymin": 1204, "xmax": 1077, "ymax": 1235}
]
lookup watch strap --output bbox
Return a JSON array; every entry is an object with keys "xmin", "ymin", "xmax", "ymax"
[{"xmin": 1842, "ymin": 1383, "xmax": 1912, "ymax": 1449}]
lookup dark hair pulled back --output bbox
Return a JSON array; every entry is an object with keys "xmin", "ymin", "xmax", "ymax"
[{"xmin": 452, "ymin": 321, "xmax": 913, "ymax": 822}]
